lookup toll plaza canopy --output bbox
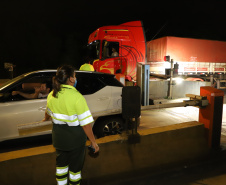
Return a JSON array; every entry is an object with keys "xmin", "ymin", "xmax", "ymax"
[{"xmin": 147, "ymin": 36, "xmax": 226, "ymax": 63}]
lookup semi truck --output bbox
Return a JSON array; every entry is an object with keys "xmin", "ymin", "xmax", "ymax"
[
  {"xmin": 87, "ymin": 20, "xmax": 226, "ymax": 83},
  {"xmin": 87, "ymin": 21, "xmax": 146, "ymax": 81}
]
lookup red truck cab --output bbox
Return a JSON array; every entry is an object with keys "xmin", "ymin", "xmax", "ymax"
[{"xmin": 87, "ymin": 21, "xmax": 146, "ymax": 80}]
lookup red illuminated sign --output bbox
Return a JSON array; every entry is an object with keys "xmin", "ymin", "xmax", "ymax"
[
  {"xmin": 197, "ymin": 67, "xmax": 208, "ymax": 71},
  {"xmin": 214, "ymin": 68, "xmax": 224, "ymax": 71},
  {"xmin": 184, "ymin": 67, "xmax": 196, "ymax": 71}
]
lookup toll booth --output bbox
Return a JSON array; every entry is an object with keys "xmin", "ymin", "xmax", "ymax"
[{"xmin": 199, "ymin": 86, "xmax": 224, "ymax": 148}]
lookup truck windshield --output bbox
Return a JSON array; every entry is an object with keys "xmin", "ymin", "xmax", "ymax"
[{"xmin": 87, "ymin": 40, "xmax": 100, "ymax": 62}]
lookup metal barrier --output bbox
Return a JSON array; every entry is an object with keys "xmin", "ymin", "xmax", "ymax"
[{"xmin": 142, "ymin": 94, "xmax": 208, "ymax": 111}]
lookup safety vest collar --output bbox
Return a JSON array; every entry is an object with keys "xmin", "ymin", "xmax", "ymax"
[{"xmin": 61, "ymin": 84, "xmax": 75, "ymax": 90}]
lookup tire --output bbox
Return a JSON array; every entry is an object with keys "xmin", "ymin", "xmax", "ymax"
[{"xmin": 93, "ymin": 116, "xmax": 124, "ymax": 138}]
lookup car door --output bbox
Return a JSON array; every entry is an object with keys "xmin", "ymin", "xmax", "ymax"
[
  {"xmin": 99, "ymin": 73, "xmax": 123, "ymax": 114},
  {"xmin": 0, "ymin": 71, "xmax": 54, "ymax": 141},
  {"xmin": 0, "ymin": 99, "xmax": 50, "ymax": 141}
]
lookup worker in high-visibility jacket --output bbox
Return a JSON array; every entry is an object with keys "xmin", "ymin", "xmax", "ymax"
[{"xmin": 43, "ymin": 65, "xmax": 99, "ymax": 185}]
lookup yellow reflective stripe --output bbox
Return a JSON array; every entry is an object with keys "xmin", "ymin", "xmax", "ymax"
[
  {"xmin": 47, "ymin": 107, "xmax": 52, "ymax": 115},
  {"xmin": 69, "ymin": 171, "xmax": 81, "ymax": 182},
  {"xmin": 57, "ymin": 166, "xmax": 68, "ymax": 169},
  {"xmin": 80, "ymin": 116, "xmax": 94, "ymax": 126},
  {"xmin": 78, "ymin": 110, "xmax": 94, "ymax": 126},
  {"xmin": 53, "ymin": 113, "xmax": 78, "ymax": 122},
  {"xmin": 48, "ymin": 107, "xmax": 79, "ymax": 123},
  {"xmin": 48, "ymin": 107, "xmax": 81, "ymax": 125},
  {"xmin": 50, "ymin": 109, "xmax": 93, "ymax": 126},
  {"xmin": 56, "ymin": 177, "xmax": 67, "ymax": 184},
  {"xmin": 77, "ymin": 110, "xmax": 92, "ymax": 120},
  {"xmin": 52, "ymin": 119, "xmax": 80, "ymax": 126},
  {"xmin": 56, "ymin": 166, "xmax": 68, "ymax": 176}
]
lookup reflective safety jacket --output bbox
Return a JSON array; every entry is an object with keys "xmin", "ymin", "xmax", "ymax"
[
  {"xmin": 47, "ymin": 84, "xmax": 94, "ymax": 126},
  {"xmin": 47, "ymin": 84, "xmax": 94, "ymax": 150}
]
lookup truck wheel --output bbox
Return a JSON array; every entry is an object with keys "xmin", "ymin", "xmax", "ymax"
[{"xmin": 94, "ymin": 116, "xmax": 124, "ymax": 138}]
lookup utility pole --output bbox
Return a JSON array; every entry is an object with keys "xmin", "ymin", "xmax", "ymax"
[{"xmin": 169, "ymin": 59, "xmax": 174, "ymax": 99}]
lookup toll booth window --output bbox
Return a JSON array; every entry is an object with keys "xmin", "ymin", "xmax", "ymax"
[{"xmin": 102, "ymin": 41, "xmax": 119, "ymax": 59}]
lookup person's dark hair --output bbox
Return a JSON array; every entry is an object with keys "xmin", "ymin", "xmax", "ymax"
[
  {"xmin": 52, "ymin": 65, "xmax": 75, "ymax": 97},
  {"xmin": 41, "ymin": 81, "xmax": 51, "ymax": 90},
  {"xmin": 45, "ymin": 81, "xmax": 52, "ymax": 90}
]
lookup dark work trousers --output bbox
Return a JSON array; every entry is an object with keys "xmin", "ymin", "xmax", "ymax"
[{"xmin": 56, "ymin": 145, "xmax": 86, "ymax": 185}]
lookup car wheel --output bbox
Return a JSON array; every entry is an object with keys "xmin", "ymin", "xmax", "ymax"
[{"xmin": 94, "ymin": 116, "xmax": 124, "ymax": 138}]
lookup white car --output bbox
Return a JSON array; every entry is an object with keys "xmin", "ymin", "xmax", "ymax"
[{"xmin": 0, "ymin": 70, "xmax": 124, "ymax": 141}]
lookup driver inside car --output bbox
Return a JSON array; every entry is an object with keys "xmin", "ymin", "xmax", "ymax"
[{"xmin": 12, "ymin": 82, "xmax": 51, "ymax": 99}]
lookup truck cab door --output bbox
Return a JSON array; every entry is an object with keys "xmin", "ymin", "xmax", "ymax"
[{"xmin": 100, "ymin": 40, "xmax": 122, "ymax": 74}]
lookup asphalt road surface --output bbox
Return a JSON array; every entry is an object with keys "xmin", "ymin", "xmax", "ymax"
[
  {"xmin": 95, "ymin": 145, "xmax": 226, "ymax": 185},
  {"xmin": 107, "ymin": 163, "xmax": 226, "ymax": 185}
]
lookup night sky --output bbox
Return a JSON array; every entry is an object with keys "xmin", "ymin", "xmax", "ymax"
[{"xmin": 0, "ymin": 0, "xmax": 226, "ymax": 78}]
